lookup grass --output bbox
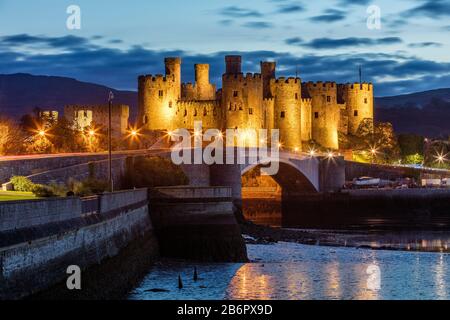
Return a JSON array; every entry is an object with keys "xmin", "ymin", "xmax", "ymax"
[{"xmin": 0, "ymin": 191, "xmax": 38, "ymax": 202}]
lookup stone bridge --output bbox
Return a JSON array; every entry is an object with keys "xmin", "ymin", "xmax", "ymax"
[{"xmin": 1, "ymin": 148, "xmax": 346, "ymax": 209}]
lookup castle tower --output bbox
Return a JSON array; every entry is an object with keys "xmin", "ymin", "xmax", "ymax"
[
  {"xmin": 165, "ymin": 57, "xmax": 182, "ymax": 100},
  {"xmin": 339, "ymin": 83, "xmax": 374, "ymax": 135},
  {"xmin": 137, "ymin": 57, "xmax": 182, "ymax": 131},
  {"xmin": 270, "ymin": 77, "xmax": 302, "ymax": 151},
  {"xmin": 194, "ymin": 64, "xmax": 216, "ymax": 100},
  {"xmin": 304, "ymin": 82, "xmax": 340, "ymax": 150},
  {"xmin": 261, "ymin": 61, "xmax": 276, "ymax": 99},
  {"xmin": 225, "ymin": 55, "xmax": 242, "ymax": 74},
  {"xmin": 222, "ymin": 56, "xmax": 263, "ymax": 138}
]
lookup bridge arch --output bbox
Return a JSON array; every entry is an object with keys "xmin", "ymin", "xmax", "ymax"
[{"xmin": 241, "ymin": 156, "xmax": 320, "ymax": 194}]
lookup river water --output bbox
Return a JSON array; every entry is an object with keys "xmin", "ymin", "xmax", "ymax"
[{"xmin": 128, "ymin": 240, "xmax": 450, "ymax": 300}]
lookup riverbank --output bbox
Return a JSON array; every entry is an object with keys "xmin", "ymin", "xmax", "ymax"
[{"xmin": 241, "ymin": 222, "xmax": 450, "ymax": 253}]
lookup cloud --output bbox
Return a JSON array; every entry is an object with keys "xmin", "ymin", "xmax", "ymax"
[
  {"xmin": 286, "ymin": 37, "xmax": 403, "ymax": 49},
  {"xmin": 408, "ymin": 42, "xmax": 442, "ymax": 48},
  {"xmin": 276, "ymin": 4, "xmax": 305, "ymax": 14},
  {"xmin": 403, "ymin": 0, "xmax": 450, "ymax": 18},
  {"xmin": 242, "ymin": 21, "xmax": 273, "ymax": 29},
  {"xmin": 285, "ymin": 37, "xmax": 303, "ymax": 45},
  {"xmin": 337, "ymin": 0, "xmax": 371, "ymax": 6},
  {"xmin": 1, "ymin": 34, "xmax": 92, "ymax": 49},
  {"xmin": 310, "ymin": 9, "xmax": 347, "ymax": 22},
  {"xmin": 1, "ymin": 34, "xmax": 449, "ymax": 97},
  {"xmin": 220, "ymin": 6, "xmax": 263, "ymax": 18}
]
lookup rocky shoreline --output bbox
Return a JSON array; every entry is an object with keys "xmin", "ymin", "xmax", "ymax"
[{"xmin": 240, "ymin": 222, "xmax": 450, "ymax": 253}]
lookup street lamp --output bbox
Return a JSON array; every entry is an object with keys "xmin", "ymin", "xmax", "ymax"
[
  {"xmin": 38, "ymin": 130, "xmax": 46, "ymax": 137},
  {"xmin": 108, "ymin": 91, "xmax": 114, "ymax": 192}
]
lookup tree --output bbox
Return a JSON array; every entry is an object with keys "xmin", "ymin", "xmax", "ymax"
[
  {"xmin": 0, "ymin": 117, "xmax": 26, "ymax": 155},
  {"xmin": 352, "ymin": 119, "xmax": 401, "ymax": 164}
]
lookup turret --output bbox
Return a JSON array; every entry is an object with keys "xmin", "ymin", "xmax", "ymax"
[
  {"xmin": 165, "ymin": 57, "xmax": 182, "ymax": 100},
  {"xmin": 261, "ymin": 61, "xmax": 276, "ymax": 99},
  {"xmin": 194, "ymin": 64, "xmax": 216, "ymax": 100},
  {"xmin": 225, "ymin": 55, "xmax": 242, "ymax": 75}
]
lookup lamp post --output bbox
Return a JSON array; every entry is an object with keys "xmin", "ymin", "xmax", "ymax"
[{"xmin": 108, "ymin": 91, "xmax": 114, "ymax": 192}]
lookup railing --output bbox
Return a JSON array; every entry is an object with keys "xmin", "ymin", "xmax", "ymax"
[{"xmin": 81, "ymin": 196, "xmax": 100, "ymax": 216}]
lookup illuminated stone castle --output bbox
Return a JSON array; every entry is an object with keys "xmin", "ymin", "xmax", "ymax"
[{"xmin": 138, "ymin": 56, "xmax": 373, "ymax": 150}]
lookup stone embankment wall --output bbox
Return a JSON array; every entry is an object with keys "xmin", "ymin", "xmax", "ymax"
[
  {"xmin": 150, "ymin": 186, "xmax": 248, "ymax": 262},
  {"xmin": 0, "ymin": 189, "xmax": 158, "ymax": 300}
]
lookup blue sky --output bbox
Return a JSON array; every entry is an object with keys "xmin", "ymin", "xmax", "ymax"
[{"xmin": 1, "ymin": 0, "xmax": 450, "ymax": 96}]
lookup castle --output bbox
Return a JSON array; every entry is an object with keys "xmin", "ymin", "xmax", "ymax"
[
  {"xmin": 138, "ymin": 56, "xmax": 374, "ymax": 150},
  {"xmin": 64, "ymin": 104, "xmax": 129, "ymax": 138}
]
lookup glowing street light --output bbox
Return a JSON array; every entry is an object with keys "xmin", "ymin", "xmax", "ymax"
[
  {"xmin": 309, "ymin": 148, "xmax": 316, "ymax": 157},
  {"xmin": 327, "ymin": 151, "xmax": 334, "ymax": 159},
  {"xmin": 435, "ymin": 151, "xmax": 447, "ymax": 164},
  {"xmin": 89, "ymin": 130, "xmax": 96, "ymax": 137},
  {"xmin": 131, "ymin": 130, "xmax": 138, "ymax": 137}
]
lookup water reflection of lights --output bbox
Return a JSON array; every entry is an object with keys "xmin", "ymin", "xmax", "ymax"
[
  {"xmin": 228, "ymin": 265, "xmax": 274, "ymax": 300},
  {"xmin": 325, "ymin": 262, "xmax": 342, "ymax": 299},
  {"xmin": 434, "ymin": 254, "xmax": 447, "ymax": 299}
]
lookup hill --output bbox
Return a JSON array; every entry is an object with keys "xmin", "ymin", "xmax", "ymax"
[{"xmin": 0, "ymin": 73, "xmax": 138, "ymax": 119}]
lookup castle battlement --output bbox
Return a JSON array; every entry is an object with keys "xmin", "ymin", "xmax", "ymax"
[
  {"xmin": 340, "ymin": 82, "xmax": 373, "ymax": 91},
  {"xmin": 272, "ymin": 77, "xmax": 301, "ymax": 84},
  {"xmin": 223, "ymin": 73, "xmax": 262, "ymax": 82},
  {"xmin": 305, "ymin": 81, "xmax": 337, "ymax": 90},
  {"xmin": 139, "ymin": 74, "xmax": 173, "ymax": 86}
]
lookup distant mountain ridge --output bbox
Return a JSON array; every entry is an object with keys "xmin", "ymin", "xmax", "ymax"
[
  {"xmin": 375, "ymin": 88, "xmax": 450, "ymax": 109},
  {"xmin": 375, "ymin": 88, "xmax": 450, "ymax": 137},
  {"xmin": 0, "ymin": 73, "xmax": 449, "ymax": 137},
  {"xmin": 0, "ymin": 73, "xmax": 138, "ymax": 119}
]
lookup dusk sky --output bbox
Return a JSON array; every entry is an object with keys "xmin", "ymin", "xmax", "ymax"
[{"xmin": 1, "ymin": 0, "xmax": 450, "ymax": 96}]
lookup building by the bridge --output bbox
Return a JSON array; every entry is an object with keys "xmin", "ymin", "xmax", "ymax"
[
  {"xmin": 137, "ymin": 56, "xmax": 374, "ymax": 151},
  {"xmin": 64, "ymin": 104, "xmax": 130, "ymax": 137}
]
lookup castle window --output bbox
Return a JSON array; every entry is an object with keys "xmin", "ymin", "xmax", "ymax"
[
  {"xmin": 239, "ymin": 106, "xmax": 243, "ymax": 111},
  {"xmin": 169, "ymin": 101, "xmax": 173, "ymax": 108},
  {"xmin": 204, "ymin": 108, "xmax": 207, "ymax": 116},
  {"xmin": 354, "ymin": 110, "xmax": 359, "ymax": 117},
  {"xmin": 143, "ymin": 115, "xmax": 148, "ymax": 124},
  {"xmin": 295, "ymin": 93, "xmax": 299, "ymax": 100},
  {"xmin": 194, "ymin": 109, "xmax": 198, "ymax": 117},
  {"xmin": 364, "ymin": 98, "xmax": 368, "ymax": 104},
  {"xmin": 249, "ymin": 108, "xmax": 253, "ymax": 115},
  {"xmin": 280, "ymin": 111, "xmax": 286, "ymax": 118},
  {"xmin": 327, "ymin": 96, "xmax": 331, "ymax": 103},
  {"xmin": 314, "ymin": 112, "xmax": 319, "ymax": 119},
  {"xmin": 74, "ymin": 111, "xmax": 78, "ymax": 119},
  {"xmin": 229, "ymin": 103, "xmax": 232, "ymax": 111},
  {"xmin": 158, "ymin": 90, "xmax": 164, "ymax": 97},
  {"xmin": 84, "ymin": 111, "xmax": 88, "ymax": 118},
  {"xmin": 233, "ymin": 91, "xmax": 239, "ymax": 98},
  {"xmin": 184, "ymin": 109, "xmax": 187, "ymax": 117}
]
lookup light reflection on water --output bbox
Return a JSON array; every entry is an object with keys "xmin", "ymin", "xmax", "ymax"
[{"xmin": 128, "ymin": 242, "xmax": 450, "ymax": 300}]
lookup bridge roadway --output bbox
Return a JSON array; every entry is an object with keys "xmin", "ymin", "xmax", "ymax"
[{"xmin": 0, "ymin": 148, "xmax": 346, "ymax": 201}]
